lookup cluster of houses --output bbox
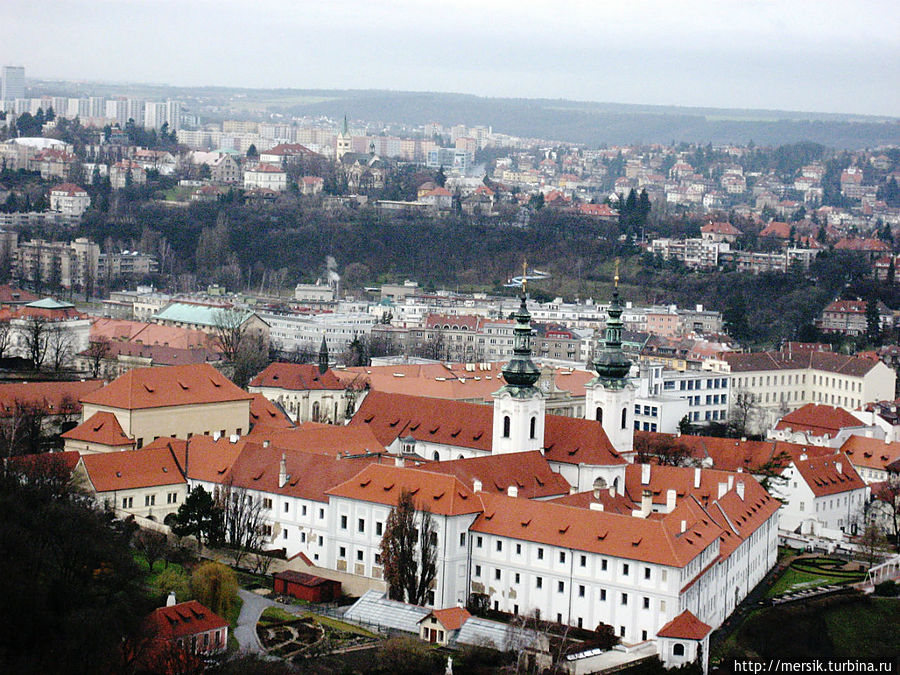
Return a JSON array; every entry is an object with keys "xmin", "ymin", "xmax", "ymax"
[{"xmin": 5, "ymin": 287, "xmax": 893, "ymax": 672}]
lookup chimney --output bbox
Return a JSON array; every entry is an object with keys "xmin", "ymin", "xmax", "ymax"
[
  {"xmin": 680, "ymin": 520, "xmax": 686, "ymax": 533},
  {"xmin": 799, "ymin": 452, "xmax": 807, "ymax": 461},
  {"xmin": 593, "ymin": 487, "xmax": 601, "ymax": 499},
  {"xmin": 507, "ymin": 485, "xmax": 518, "ymax": 498},
  {"xmin": 727, "ymin": 475, "xmax": 734, "ymax": 491},
  {"xmin": 229, "ymin": 433, "xmax": 239, "ymax": 443},
  {"xmin": 473, "ymin": 479, "xmax": 482, "ymax": 493},
  {"xmin": 589, "ymin": 502, "xmax": 604, "ymax": 512},
  {"xmin": 717, "ymin": 481, "xmax": 728, "ymax": 499},
  {"xmin": 395, "ymin": 456, "xmax": 405, "ymax": 468},
  {"xmin": 278, "ymin": 453, "xmax": 288, "ymax": 488},
  {"xmin": 569, "ymin": 486, "xmax": 578, "ymax": 495},
  {"xmin": 694, "ymin": 467, "xmax": 701, "ymax": 489},
  {"xmin": 666, "ymin": 489, "xmax": 677, "ymax": 512},
  {"xmin": 641, "ymin": 488, "xmax": 652, "ymax": 517},
  {"xmin": 609, "ymin": 486, "xmax": 616, "ymax": 498},
  {"xmin": 166, "ymin": 592, "xmax": 176, "ymax": 607},
  {"xmin": 263, "ymin": 440, "xmax": 270, "ymax": 448},
  {"xmin": 641, "ymin": 463, "xmax": 651, "ymax": 485},
  {"xmin": 212, "ymin": 431, "xmax": 221, "ymax": 441},
  {"xmin": 736, "ymin": 480, "xmax": 745, "ymax": 501},
  {"xmin": 835, "ymin": 461, "xmax": 842, "ymax": 474}
]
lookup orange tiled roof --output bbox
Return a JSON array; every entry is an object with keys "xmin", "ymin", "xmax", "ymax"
[
  {"xmin": 839, "ymin": 435, "xmax": 900, "ymax": 472},
  {"xmin": 248, "ymin": 363, "xmax": 344, "ymax": 391},
  {"xmin": 547, "ymin": 489, "xmax": 636, "ymax": 515},
  {"xmin": 149, "ymin": 601, "xmax": 228, "ymax": 640},
  {"xmin": 326, "ymin": 464, "xmax": 483, "ymax": 516},
  {"xmin": 775, "ymin": 404, "xmax": 863, "ymax": 436},
  {"xmin": 0, "ymin": 380, "xmax": 104, "ymax": 417},
  {"xmin": 471, "ymin": 492, "xmax": 723, "ymax": 567},
  {"xmin": 724, "ymin": 350, "xmax": 879, "ymax": 377},
  {"xmin": 427, "ymin": 451, "xmax": 571, "ymax": 499},
  {"xmin": 61, "ymin": 411, "xmax": 134, "ymax": 447},
  {"xmin": 245, "ymin": 424, "xmax": 386, "ymax": 457},
  {"xmin": 423, "ymin": 607, "xmax": 471, "ymax": 631},
  {"xmin": 656, "ymin": 610, "xmax": 712, "ymax": 640},
  {"xmin": 793, "ymin": 452, "xmax": 866, "ymax": 497},
  {"xmin": 80, "ymin": 364, "xmax": 253, "ymax": 410},
  {"xmin": 249, "ymin": 393, "xmax": 294, "ymax": 430},
  {"xmin": 90, "ymin": 318, "xmax": 213, "ymax": 350},
  {"xmin": 79, "ymin": 445, "xmax": 186, "ymax": 492}
]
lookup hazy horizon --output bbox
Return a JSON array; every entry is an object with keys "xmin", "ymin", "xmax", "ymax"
[{"xmin": 2, "ymin": 0, "xmax": 899, "ymax": 117}]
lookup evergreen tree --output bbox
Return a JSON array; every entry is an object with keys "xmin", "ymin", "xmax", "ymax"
[
  {"xmin": 865, "ymin": 297, "xmax": 882, "ymax": 346},
  {"xmin": 246, "ymin": 144, "xmax": 258, "ymax": 159}
]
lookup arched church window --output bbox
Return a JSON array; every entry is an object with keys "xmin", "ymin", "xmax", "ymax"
[
  {"xmin": 529, "ymin": 416, "xmax": 536, "ymax": 439},
  {"xmin": 621, "ymin": 407, "xmax": 627, "ymax": 429},
  {"xmin": 673, "ymin": 643, "xmax": 685, "ymax": 657},
  {"xmin": 503, "ymin": 415, "xmax": 511, "ymax": 438},
  {"xmin": 596, "ymin": 407, "xmax": 603, "ymax": 423}
]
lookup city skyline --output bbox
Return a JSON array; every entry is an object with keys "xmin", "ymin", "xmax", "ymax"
[{"xmin": 1, "ymin": 0, "xmax": 898, "ymax": 118}]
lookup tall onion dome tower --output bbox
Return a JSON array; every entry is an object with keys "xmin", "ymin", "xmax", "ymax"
[
  {"xmin": 492, "ymin": 285, "xmax": 545, "ymax": 455},
  {"xmin": 585, "ymin": 263, "xmax": 635, "ymax": 457}
]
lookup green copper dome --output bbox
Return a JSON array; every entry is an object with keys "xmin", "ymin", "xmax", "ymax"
[
  {"xmin": 501, "ymin": 295, "xmax": 541, "ymax": 390},
  {"xmin": 593, "ymin": 288, "xmax": 632, "ymax": 383}
]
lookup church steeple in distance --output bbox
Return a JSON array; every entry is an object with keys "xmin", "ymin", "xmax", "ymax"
[
  {"xmin": 318, "ymin": 335, "xmax": 329, "ymax": 375},
  {"xmin": 501, "ymin": 260, "xmax": 541, "ymax": 392},
  {"xmin": 593, "ymin": 259, "xmax": 632, "ymax": 387}
]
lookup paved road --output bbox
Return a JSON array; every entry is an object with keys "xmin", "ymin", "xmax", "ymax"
[{"xmin": 234, "ymin": 589, "xmax": 307, "ymax": 654}]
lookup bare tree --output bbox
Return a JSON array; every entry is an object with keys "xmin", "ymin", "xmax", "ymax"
[
  {"xmin": 47, "ymin": 322, "xmax": 75, "ymax": 372},
  {"xmin": 211, "ymin": 308, "xmax": 247, "ymax": 362},
  {"xmin": 21, "ymin": 316, "xmax": 50, "ymax": 370},
  {"xmin": 728, "ymin": 389, "xmax": 758, "ymax": 438},
  {"xmin": 216, "ymin": 480, "xmax": 266, "ymax": 567},
  {"xmin": 85, "ymin": 337, "xmax": 112, "ymax": 378},
  {"xmin": 134, "ymin": 529, "xmax": 168, "ymax": 574},
  {"xmin": 380, "ymin": 489, "xmax": 437, "ymax": 605},
  {"xmin": 0, "ymin": 321, "xmax": 11, "ymax": 359}
]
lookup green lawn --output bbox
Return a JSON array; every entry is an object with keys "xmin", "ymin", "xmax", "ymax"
[
  {"xmin": 302, "ymin": 612, "xmax": 378, "ymax": 638},
  {"xmin": 259, "ymin": 606, "xmax": 295, "ymax": 625},
  {"xmin": 765, "ymin": 557, "xmax": 865, "ymax": 598},
  {"xmin": 824, "ymin": 598, "xmax": 900, "ymax": 658}
]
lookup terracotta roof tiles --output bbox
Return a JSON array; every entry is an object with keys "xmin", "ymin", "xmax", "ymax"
[
  {"xmin": 61, "ymin": 411, "xmax": 135, "ymax": 447},
  {"xmin": 79, "ymin": 445, "xmax": 186, "ymax": 492},
  {"xmin": 248, "ymin": 363, "xmax": 344, "ymax": 391},
  {"xmin": 656, "ymin": 610, "xmax": 712, "ymax": 640}
]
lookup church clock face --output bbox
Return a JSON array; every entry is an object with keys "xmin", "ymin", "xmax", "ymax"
[{"xmin": 540, "ymin": 379, "xmax": 551, "ymax": 393}]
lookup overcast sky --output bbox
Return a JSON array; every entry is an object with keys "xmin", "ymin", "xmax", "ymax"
[{"xmin": 2, "ymin": 0, "xmax": 898, "ymax": 116}]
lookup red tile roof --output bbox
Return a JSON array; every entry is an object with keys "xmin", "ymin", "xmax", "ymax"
[
  {"xmin": 50, "ymin": 183, "xmax": 87, "ymax": 196},
  {"xmin": 226, "ymin": 442, "xmax": 379, "ymax": 504},
  {"xmin": 80, "ymin": 364, "xmax": 253, "ymax": 410},
  {"xmin": 248, "ymin": 363, "xmax": 344, "ymax": 391},
  {"xmin": 61, "ymin": 411, "xmax": 134, "ymax": 447},
  {"xmin": 723, "ymin": 350, "xmax": 880, "ymax": 377},
  {"xmin": 656, "ymin": 610, "xmax": 712, "ymax": 640},
  {"xmin": 422, "ymin": 607, "xmax": 471, "ymax": 631},
  {"xmin": 350, "ymin": 390, "xmax": 623, "ymax": 467},
  {"xmin": 471, "ymin": 492, "xmax": 723, "ymax": 567},
  {"xmin": 834, "ymin": 238, "xmax": 890, "ymax": 252},
  {"xmin": 839, "ymin": 435, "xmax": 900, "ymax": 472},
  {"xmin": 326, "ymin": 464, "xmax": 483, "ymax": 516},
  {"xmin": 249, "ymin": 393, "xmax": 294, "ymax": 430},
  {"xmin": 245, "ymin": 424, "xmax": 386, "ymax": 457},
  {"xmin": 792, "ymin": 452, "xmax": 866, "ymax": 497},
  {"xmin": 702, "ymin": 221, "xmax": 742, "ymax": 235},
  {"xmin": 775, "ymin": 404, "xmax": 863, "ymax": 437},
  {"xmin": 148, "ymin": 601, "xmax": 228, "ymax": 641},
  {"xmin": 249, "ymin": 163, "xmax": 285, "ymax": 174},
  {"xmin": 79, "ymin": 445, "xmax": 186, "ymax": 492},
  {"xmin": 426, "ymin": 451, "xmax": 571, "ymax": 499},
  {"xmin": 0, "ymin": 379, "xmax": 104, "ymax": 417},
  {"xmin": 547, "ymin": 489, "xmax": 636, "ymax": 515},
  {"xmin": 90, "ymin": 318, "xmax": 214, "ymax": 350},
  {"xmin": 0, "ymin": 284, "xmax": 38, "ymax": 304}
]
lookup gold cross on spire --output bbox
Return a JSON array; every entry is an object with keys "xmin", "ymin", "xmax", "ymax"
[
  {"xmin": 522, "ymin": 258, "xmax": 528, "ymax": 294},
  {"xmin": 614, "ymin": 258, "xmax": 620, "ymax": 288}
]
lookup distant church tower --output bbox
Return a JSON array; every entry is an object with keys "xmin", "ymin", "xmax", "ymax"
[
  {"xmin": 584, "ymin": 263, "xmax": 635, "ymax": 458},
  {"xmin": 336, "ymin": 114, "xmax": 352, "ymax": 161},
  {"xmin": 318, "ymin": 335, "xmax": 329, "ymax": 375},
  {"xmin": 492, "ymin": 287, "xmax": 545, "ymax": 455}
]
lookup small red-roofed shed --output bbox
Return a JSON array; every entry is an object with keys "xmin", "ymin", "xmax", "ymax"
[
  {"xmin": 272, "ymin": 570, "xmax": 341, "ymax": 602},
  {"xmin": 657, "ymin": 610, "xmax": 712, "ymax": 673}
]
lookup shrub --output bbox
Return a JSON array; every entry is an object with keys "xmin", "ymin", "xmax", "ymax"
[
  {"xmin": 873, "ymin": 580, "xmax": 899, "ymax": 597},
  {"xmin": 191, "ymin": 561, "xmax": 238, "ymax": 618}
]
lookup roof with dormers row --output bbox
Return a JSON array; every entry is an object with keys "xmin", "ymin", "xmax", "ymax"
[
  {"xmin": 327, "ymin": 464, "xmax": 483, "ymax": 516},
  {"xmin": 80, "ymin": 363, "xmax": 253, "ymax": 410},
  {"xmin": 723, "ymin": 349, "xmax": 880, "ymax": 377},
  {"xmin": 149, "ymin": 601, "xmax": 228, "ymax": 641},
  {"xmin": 350, "ymin": 390, "xmax": 624, "ymax": 467},
  {"xmin": 78, "ymin": 444, "xmax": 186, "ymax": 493},
  {"xmin": 248, "ymin": 362, "xmax": 344, "ymax": 391},
  {"xmin": 470, "ymin": 491, "xmax": 723, "ymax": 567},
  {"xmin": 791, "ymin": 453, "xmax": 866, "ymax": 497},
  {"xmin": 424, "ymin": 451, "xmax": 571, "ymax": 499},
  {"xmin": 61, "ymin": 411, "xmax": 134, "ymax": 447},
  {"xmin": 249, "ymin": 393, "xmax": 294, "ymax": 430},
  {"xmin": 245, "ymin": 423, "xmax": 387, "ymax": 458},
  {"xmin": 775, "ymin": 403, "xmax": 864, "ymax": 436},
  {"xmin": 839, "ymin": 435, "xmax": 900, "ymax": 472}
]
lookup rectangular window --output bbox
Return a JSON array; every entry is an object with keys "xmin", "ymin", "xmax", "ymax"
[
  {"xmin": 262, "ymin": 498, "xmax": 273, "ymax": 509},
  {"xmin": 515, "ymin": 573, "xmax": 520, "ymax": 584},
  {"xmin": 476, "ymin": 536, "xmax": 483, "ymax": 548},
  {"xmin": 495, "ymin": 569, "xmax": 501, "ymax": 581},
  {"xmin": 283, "ymin": 529, "xmax": 288, "ymax": 539},
  {"xmin": 283, "ymin": 502, "xmax": 289, "ymax": 513},
  {"xmin": 537, "ymin": 547, "xmax": 544, "ymax": 560},
  {"xmin": 580, "ymin": 555, "xmax": 587, "ymax": 567},
  {"xmin": 358, "ymin": 518, "xmax": 365, "ymax": 533},
  {"xmin": 600, "ymin": 589, "xmax": 606, "ymax": 601},
  {"xmin": 144, "ymin": 494, "xmax": 155, "ymax": 506},
  {"xmin": 536, "ymin": 577, "xmax": 543, "ymax": 589},
  {"xmin": 621, "ymin": 593, "xmax": 628, "ymax": 605},
  {"xmin": 623, "ymin": 563, "xmax": 629, "ymax": 576},
  {"xmin": 496, "ymin": 540, "xmax": 503, "ymax": 552},
  {"xmin": 579, "ymin": 585, "xmax": 585, "ymax": 598},
  {"xmin": 356, "ymin": 550, "xmax": 364, "ymax": 561},
  {"xmin": 516, "ymin": 543, "xmax": 522, "ymax": 555},
  {"xmin": 643, "ymin": 597, "xmax": 650, "ymax": 609},
  {"xmin": 601, "ymin": 559, "xmax": 608, "ymax": 571},
  {"xmin": 460, "ymin": 532, "xmax": 466, "ymax": 546},
  {"xmin": 340, "ymin": 515, "xmax": 348, "ymax": 529},
  {"xmin": 318, "ymin": 508, "xmax": 324, "ymax": 519},
  {"xmin": 559, "ymin": 551, "xmax": 566, "ymax": 564},
  {"xmin": 339, "ymin": 546, "xmax": 346, "ymax": 558},
  {"xmin": 558, "ymin": 581, "xmax": 565, "ymax": 593},
  {"xmin": 302, "ymin": 504, "xmax": 307, "ymax": 516},
  {"xmin": 620, "ymin": 626, "xmax": 625, "ymax": 637},
  {"xmin": 475, "ymin": 565, "xmax": 482, "ymax": 577}
]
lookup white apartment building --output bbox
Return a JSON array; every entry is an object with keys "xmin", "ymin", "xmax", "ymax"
[
  {"xmin": 261, "ymin": 311, "xmax": 376, "ymax": 355},
  {"xmin": 49, "ymin": 183, "xmax": 91, "ymax": 217},
  {"xmin": 243, "ymin": 163, "xmax": 287, "ymax": 191}
]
